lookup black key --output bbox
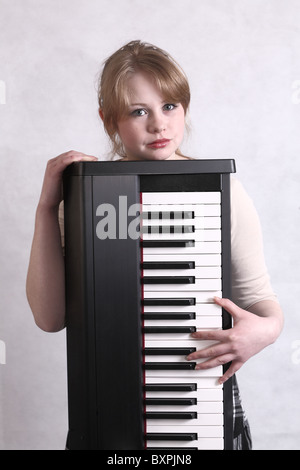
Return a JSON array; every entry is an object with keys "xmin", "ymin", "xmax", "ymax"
[
  {"xmin": 141, "ymin": 240, "xmax": 195, "ymax": 248},
  {"xmin": 143, "ymin": 326, "xmax": 196, "ymax": 334},
  {"xmin": 143, "ymin": 312, "xmax": 196, "ymax": 320},
  {"xmin": 146, "ymin": 433, "xmax": 197, "ymax": 441},
  {"xmin": 144, "ymin": 347, "xmax": 196, "ymax": 355},
  {"xmin": 146, "ymin": 412, "xmax": 197, "ymax": 419},
  {"xmin": 145, "ymin": 398, "xmax": 197, "ymax": 406},
  {"xmin": 142, "ymin": 276, "xmax": 195, "ymax": 284},
  {"xmin": 142, "ymin": 225, "xmax": 194, "ymax": 234},
  {"xmin": 144, "ymin": 383, "xmax": 197, "ymax": 392},
  {"xmin": 142, "ymin": 298, "xmax": 196, "ymax": 306},
  {"xmin": 144, "ymin": 362, "xmax": 196, "ymax": 370},
  {"xmin": 142, "ymin": 261, "xmax": 195, "ymax": 270},
  {"xmin": 142, "ymin": 211, "xmax": 194, "ymax": 220}
]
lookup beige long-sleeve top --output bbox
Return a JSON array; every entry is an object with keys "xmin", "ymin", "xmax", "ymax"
[
  {"xmin": 59, "ymin": 176, "xmax": 277, "ymax": 311},
  {"xmin": 229, "ymin": 176, "xmax": 277, "ymax": 309}
]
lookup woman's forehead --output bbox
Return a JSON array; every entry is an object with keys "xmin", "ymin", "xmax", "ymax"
[{"xmin": 126, "ymin": 72, "xmax": 164, "ymax": 101}]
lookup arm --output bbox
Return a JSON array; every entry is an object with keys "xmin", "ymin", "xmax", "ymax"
[
  {"xmin": 186, "ymin": 178, "xmax": 284, "ymax": 383},
  {"xmin": 26, "ymin": 151, "xmax": 98, "ymax": 332},
  {"xmin": 187, "ymin": 296, "xmax": 284, "ymax": 384}
]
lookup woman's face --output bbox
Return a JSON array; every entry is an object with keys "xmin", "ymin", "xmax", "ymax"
[{"xmin": 117, "ymin": 72, "xmax": 186, "ymax": 161}]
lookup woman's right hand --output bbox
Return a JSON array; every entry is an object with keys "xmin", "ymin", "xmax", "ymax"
[{"xmin": 38, "ymin": 150, "xmax": 98, "ymax": 210}]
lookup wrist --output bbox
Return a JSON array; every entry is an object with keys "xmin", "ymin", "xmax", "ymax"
[
  {"xmin": 248, "ymin": 299, "xmax": 284, "ymax": 344},
  {"xmin": 264, "ymin": 315, "xmax": 283, "ymax": 345}
]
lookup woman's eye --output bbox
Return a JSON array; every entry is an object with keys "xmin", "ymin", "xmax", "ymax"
[
  {"xmin": 163, "ymin": 104, "xmax": 176, "ymax": 111},
  {"xmin": 131, "ymin": 108, "xmax": 147, "ymax": 116}
]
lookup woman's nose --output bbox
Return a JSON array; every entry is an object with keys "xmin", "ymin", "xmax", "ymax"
[{"xmin": 148, "ymin": 112, "xmax": 166, "ymax": 134}]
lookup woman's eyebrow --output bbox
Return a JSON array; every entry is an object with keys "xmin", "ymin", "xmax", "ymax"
[
  {"xmin": 129, "ymin": 100, "xmax": 168, "ymax": 107},
  {"xmin": 129, "ymin": 102, "xmax": 148, "ymax": 106}
]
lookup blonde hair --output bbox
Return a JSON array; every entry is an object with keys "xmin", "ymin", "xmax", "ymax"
[{"xmin": 98, "ymin": 40, "xmax": 190, "ymax": 158}]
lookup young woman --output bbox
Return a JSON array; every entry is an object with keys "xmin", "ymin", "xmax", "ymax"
[{"xmin": 26, "ymin": 40, "xmax": 284, "ymax": 450}]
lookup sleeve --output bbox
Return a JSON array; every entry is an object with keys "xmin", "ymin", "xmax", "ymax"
[{"xmin": 230, "ymin": 177, "xmax": 278, "ymax": 310}]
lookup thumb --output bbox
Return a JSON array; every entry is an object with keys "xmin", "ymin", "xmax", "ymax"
[{"xmin": 219, "ymin": 360, "xmax": 243, "ymax": 385}]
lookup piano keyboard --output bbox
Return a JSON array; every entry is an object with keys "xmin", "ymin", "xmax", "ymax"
[
  {"xmin": 64, "ymin": 159, "xmax": 235, "ymax": 450},
  {"xmin": 141, "ymin": 192, "xmax": 224, "ymax": 450}
]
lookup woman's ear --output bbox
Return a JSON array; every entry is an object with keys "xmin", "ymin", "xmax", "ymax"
[{"xmin": 99, "ymin": 109, "xmax": 104, "ymax": 121}]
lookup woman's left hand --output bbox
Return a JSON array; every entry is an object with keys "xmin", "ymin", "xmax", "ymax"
[{"xmin": 186, "ymin": 296, "xmax": 282, "ymax": 384}]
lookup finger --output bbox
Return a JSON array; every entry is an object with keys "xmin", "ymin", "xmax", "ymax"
[
  {"xmin": 81, "ymin": 155, "xmax": 99, "ymax": 160},
  {"xmin": 218, "ymin": 360, "xmax": 243, "ymax": 385},
  {"xmin": 191, "ymin": 329, "xmax": 228, "ymax": 341},
  {"xmin": 194, "ymin": 354, "xmax": 234, "ymax": 371},
  {"xmin": 64, "ymin": 151, "xmax": 98, "ymax": 164},
  {"xmin": 186, "ymin": 342, "xmax": 230, "ymax": 361},
  {"xmin": 214, "ymin": 296, "xmax": 243, "ymax": 321},
  {"xmin": 50, "ymin": 152, "xmax": 98, "ymax": 175}
]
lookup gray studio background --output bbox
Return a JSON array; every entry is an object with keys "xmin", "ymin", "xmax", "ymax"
[{"xmin": 0, "ymin": 0, "xmax": 299, "ymax": 450}]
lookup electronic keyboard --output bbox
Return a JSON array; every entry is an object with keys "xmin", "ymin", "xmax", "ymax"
[{"xmin": 63, "ymin": 159, "xmax": 235, "ymax": 450}]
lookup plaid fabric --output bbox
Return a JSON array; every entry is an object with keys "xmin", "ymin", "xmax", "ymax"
[{"xmin": 232, "ymin": 375, "xmax": 252, "ymax": 450}]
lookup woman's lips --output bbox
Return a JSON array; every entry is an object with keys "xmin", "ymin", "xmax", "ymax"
[{"xmin": 147, "ymin": 139, "xmax": 170, "ymax": 149}]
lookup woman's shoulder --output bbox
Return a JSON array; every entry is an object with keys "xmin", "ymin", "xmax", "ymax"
[{"xmin": 230, "ymin": 175, "xmax": 252, "ymax": 203}]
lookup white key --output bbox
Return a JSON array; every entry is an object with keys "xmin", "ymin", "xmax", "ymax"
[
  {"xmin": 143, "ymin": 291, "xmax": 222, "ymax": 302},
  {"xmin": 145, "ymin": 352, "xmax": 211, "ymax": 364},
  {"xmin": 146, "ymin": 388, "xmax": 223, "ymax": 402},
  {"xmin": 142, "ymin": 217, "xmax": 221, "ymax": 229},
  {"xmin": 145, "ymin": 388, "xmax": 223, "ymax": 401},
  {"xmin": 142, "ymin": 253, "xmax": 222, "ymax": 266},
  {"xmin": 142, "ymin": 241, "xmax": 221, "ymax": 254},
  {"xmin": 144, "ymin": 334, "xmax": 215, "ymax": 341},
  {"xmin": 142, "ymin": 229, "xmax": 221, "ymax": 242},
  {"xmin": 146, "ymin": 414, "xmax": 222, "ymax": 426},
  {"xmin": 144, "ymin": 354, "xmax": 197, "ymax": 363},
  {"xmin": 144, "ymin": 316, "xmax": 222, "ymax": 328},
  {"xmin": 144, "ymin": 339, "xmax": 218, "ymax": 349},
  {"xmin": 142, "ymin": 192, "xmax": 221, "ymax": 204},
  {"xmin": 143, "ymin": 279, "xmax": 222, "ymax": 292},
  {"xmin": 145, "ymin": 376, "xmax": 222, "ymax": 388},
  {"xmin": 143, "ymin": 303, "xmax": 222, "ymax": 315},
  {"xmin": 146, "ymin": 402, "xmax": 223, "ymax": 413},
  {"xmin": 145, "ymin": 366, "xmax": 222, "ymax": 378},
  {"xmin": 143, "ymin": 266, "xmax": 221, "ymax": 278}
]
